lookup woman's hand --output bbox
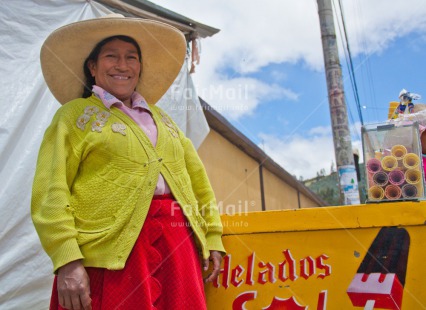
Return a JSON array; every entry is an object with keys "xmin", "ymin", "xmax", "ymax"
[
  {"xmin": 57, "ymin": 260, "xmax": 92, "ymax": 310},
  {"xmin": 203, "ymin": 250, "xmax": 223, "ymax": 283}
]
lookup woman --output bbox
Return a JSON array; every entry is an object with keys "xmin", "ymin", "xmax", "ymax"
[{"xmin": 32, "ymin": 15, "xmax": 225, "ymax": 310}]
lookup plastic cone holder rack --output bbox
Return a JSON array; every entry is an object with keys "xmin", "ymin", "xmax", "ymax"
[{"xmin": 362, "ymin": 122, "xmax": 425, "ymax": 202}]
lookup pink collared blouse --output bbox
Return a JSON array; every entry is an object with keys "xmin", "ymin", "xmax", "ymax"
[{"xmin": 92, "ymin": 86, "xmax": 171, "ymax": 195}]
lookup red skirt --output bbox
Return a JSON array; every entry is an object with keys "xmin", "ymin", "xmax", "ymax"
[{"xmin": 50, "ymin": 194, "xmax": 207, "ymax": 310}]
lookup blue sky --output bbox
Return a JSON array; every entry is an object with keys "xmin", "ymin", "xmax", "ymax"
[{"xmin": 158, "ymin": 0, "xmax": 426, "ymax": 179}]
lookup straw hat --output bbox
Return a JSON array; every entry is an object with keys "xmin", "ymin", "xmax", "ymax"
[{"xmin": 40, "ymin": 15, "xmax": 186, "ymax": 105}]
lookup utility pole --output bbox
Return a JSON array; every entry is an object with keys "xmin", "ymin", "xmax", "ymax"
[{"xmin": 317, "ymin": 0, "xmax": 360, "ymax": 205}]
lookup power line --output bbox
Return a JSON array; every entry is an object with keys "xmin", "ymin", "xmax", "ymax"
[
  {"xmin": 351, "ymin": 0, "xmax": 379, "ymax": 123},
  {"xmin": 333, "ymin": 0, "xmax": 364, "ymax": 126},
  {"xmin": 332, "ymin": 0, "xmax": 359, "ymax": 139}
]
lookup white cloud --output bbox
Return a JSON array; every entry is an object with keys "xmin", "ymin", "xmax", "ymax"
[
  {"xmin": 340, "ymin": 0, "xmax": 426, "ymax": 55},
  {"xmin": 159, "ymin": 0, "xmax": 323, "ymax": 119},
  {"xmin": 259, "ymin": 125, "xmax": 363, "ymax": 179},
  {"xmin": 259, "ymin": 130, "xmax": 335, "ymax": 180},
  {"xmin": 194, "ymin": 76, "xmax": 298, "ymax": 120},
  {"xmin": 158, "ymin": 0, "xmax": 426, "ymax": 119},
  {"xmin": 308, "ymin": 126, "xmax": 332, "ymax": 136},
  {"xmin": 159, "ymin": 0, "xmax": 426, "ymax": 68},
  {"xmin": 270, "ymin": 70, "xmax": 288, "ymax": 82}
]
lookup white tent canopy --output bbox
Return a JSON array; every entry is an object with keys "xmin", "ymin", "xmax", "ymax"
[{"xmin": 0, "ymin": 1, "xmax": 209, "ymax": 308}]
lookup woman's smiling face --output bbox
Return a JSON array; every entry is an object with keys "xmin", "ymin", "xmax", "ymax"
[{"xmin": 88, "ymin": 39, "xmax": 141, "ymax": 107}]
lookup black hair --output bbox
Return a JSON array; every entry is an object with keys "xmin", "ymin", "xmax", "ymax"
[{"xmin": 82, "ymin": 35, "xmax": 142, "ymax": 98}]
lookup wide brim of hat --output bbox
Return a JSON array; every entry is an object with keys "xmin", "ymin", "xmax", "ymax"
[{"xmin": 40, "ymin": 17, "xmax": 186, "ymax": 105}]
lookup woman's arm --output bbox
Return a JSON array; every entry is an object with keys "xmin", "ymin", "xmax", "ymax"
[
  {"xmin": 32, "ymin": 108, "xmax": 94, "ymax": 309},
  {"xmin": 179, "ymin": 135, "xmax": 225, "ymax": 281},
  {"xmin": 31, "ymin": 109, "xmax": 84, "ymax": 272},
  {"xmin": 179, "ymin": 133, "xmax": 225, "ymax": 253}
]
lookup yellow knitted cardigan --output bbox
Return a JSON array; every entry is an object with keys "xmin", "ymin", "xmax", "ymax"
[{"xmin": 31, "ymin": 95, "xmax": 224, "ymax": 272}]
